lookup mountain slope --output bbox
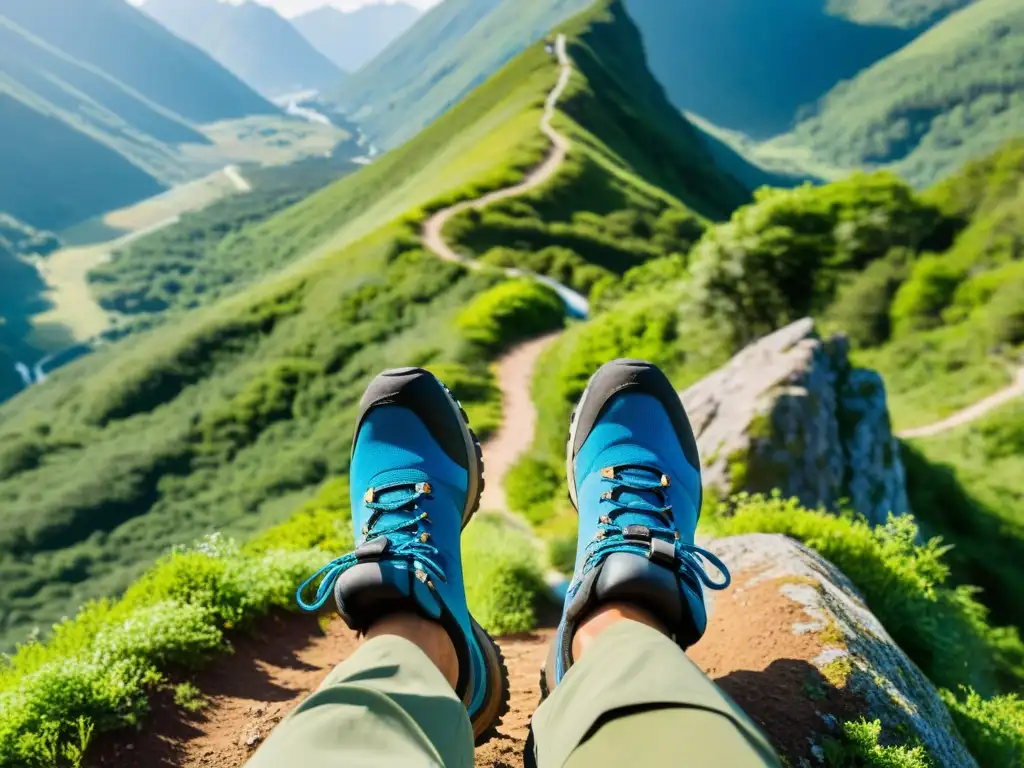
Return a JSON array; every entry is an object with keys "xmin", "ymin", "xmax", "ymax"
[
  {"xmin": 621, "ymin": 0, "xmax": 929, "ymax": 139},
  {"xmin": 144, "ymin": 0, "xmax": 343, "ymax": 97},
  {"xmin": 0, "ymin": 92, "xmax": 165, "ymax": 231},
  {"xmin": 0, "ymin": 0, "xmax": 274, "ymax": 123},
  {"xmin": 293, "ymin": 3, "xmax": 421, "ymax": 73},
  {"xmin": 329, "ymin": 0, "xmax": 594, "ymax": 148},
  {"xmin": 764, "ymin": 0, "xmax": 1024, "ymax": 187}
]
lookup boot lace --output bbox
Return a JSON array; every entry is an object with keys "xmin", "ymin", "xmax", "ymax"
[
  {"xmin": 570, "ymin": 465, "xmax": 731, "ymax": 597},
  {"xmin": 296, "ymin": 480, "xmax": 446, "ymax": 612}
]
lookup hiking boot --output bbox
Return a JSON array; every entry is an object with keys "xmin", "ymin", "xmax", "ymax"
[
  {"xmin": 542, "ymin": 359, "xmax": 730, "ymax": 694},
  {"xmin": 296, "ymin": 367, "xmax": 509, "ymax": 742}
]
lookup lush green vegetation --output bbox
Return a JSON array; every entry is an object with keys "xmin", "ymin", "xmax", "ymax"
[
  {"xmin": 853, "ymin": 140, "xmax": 1024, "ymax": 429},
  {"xmin": 88, "ymin": 151, "xmax": 361, "ymax": 320},
  {"xmin": 441, "ymin": 0, "xmax": 752, "ymax": 293},
  {"xmin": 0, "ymin": 478, "xmax": 544, "ymax": 767},
  {"xmin": 0, "ymin": 236, "xmax": 516, "ymax": 650},
  {"xmin": 690, "ymin": 172, "xmax": 944, "ymax": 348},
  {"xmin": 824, "ymin": 719, "xmax": 930, "ymax": 768},
  {"xmin": 455, "ymin": 279, "xmax": 565, "ymax": 355},
  {"xmin": 768, "ymin": 0, "xmax": 1024, "ymax": 188}
]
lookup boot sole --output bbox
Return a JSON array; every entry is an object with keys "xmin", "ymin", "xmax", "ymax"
[{"xmin": 438, "ymin": 378, "xmax": 509, "ymax": 743}]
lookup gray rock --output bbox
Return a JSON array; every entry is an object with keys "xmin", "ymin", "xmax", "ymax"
[
  {"xmin": 696, "ymin": 534, "xmax": 976, "ymax": 767},
  {"xmin": 681, "ymin": 318, "xmax": 908, "ymax": 525}
]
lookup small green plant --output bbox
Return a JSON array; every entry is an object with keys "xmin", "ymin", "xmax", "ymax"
[
  {"xmin": 822, "ymin": 719, "xmax": 931, "ymax": 768},
  {"xmin": 173, "ymin": 682, "xmax": 207, "ymax": 714}
]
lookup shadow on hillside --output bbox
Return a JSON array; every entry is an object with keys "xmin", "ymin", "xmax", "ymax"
[
  {"xmin": 901, "ymin": 441, "xmax": 1024, "ymax": 632},
  {"xmin": 714, "ymin": 658, "xmax": 860, "ymax": 761}
]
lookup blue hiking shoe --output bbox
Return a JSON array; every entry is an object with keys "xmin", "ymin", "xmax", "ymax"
[
  {"xmin": 296, "ymin": 367, "xmax": 509, "ymax": 742},
  {"xmin": 542, "ymin": 359, "xmax": 731, "ymax": 693}
]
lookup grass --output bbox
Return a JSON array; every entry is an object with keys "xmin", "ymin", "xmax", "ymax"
[
  {"xmin": 0, "ymin": 478, "xmax": 543, "ymax": 767},
  {"xmin": 823, "ymin": 719, "xmax": 931, "ymax": 768},
  {"xmin": 455, "ymin": 279, "xmax": 565, "ymax": 356},
  {"xmin": 88, "ymin": 150, "xmax": 360, "ymax": 321},
  {"xmin": 706, "ymin": 496, "xmax": 1024, "ymax": 694}
]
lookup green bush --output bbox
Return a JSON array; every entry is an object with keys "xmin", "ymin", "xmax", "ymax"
[
  {"xmin": 455, "ymin": 278, "xmax": 565, "ymax": 355},
  {"xmin": 940, "ymin": 688, "xmax": 1024, "ymax": 767},
  {"xmin": 889, "ymin": 255, "xmax": 965, "ymax": 336},
  {"xmin": 985, "ymin": 278, "xmax": 1024, "ymax": 346},
  {"xmin": 463, "ymin": 515, "xmax": 546, "ymax": 635},
  {"xmin": 690, "ymin": 173, "xmax": 942, "ymax": 346}
]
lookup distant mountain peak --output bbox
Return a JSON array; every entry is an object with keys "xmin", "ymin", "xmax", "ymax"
[
  {"xmin": 293, "ymin": 1, "xmax": 422, "ymax": 73},
  {"xmin": 144, "ymin": 0, "xmax": 343, "ymax": 96}
]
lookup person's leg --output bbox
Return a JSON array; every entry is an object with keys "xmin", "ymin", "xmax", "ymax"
[
  {"xmin": 531, "ymin": 607, "xmax": 778, "ymax": 767},
  {"xmin": 531, "ymin": 359, "xmax": 781, "ymax": 767},
  {"xmin": 247, "ymin": 614, "xmax": 473, "ymax": 768},
  {"xmin": 247, "ymin": 368, "xmax": 509, "ymax": 768}
]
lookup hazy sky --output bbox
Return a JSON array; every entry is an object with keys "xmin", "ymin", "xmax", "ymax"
[{"xmin": 130, "ymin": 0, "xmax": 441, "ymax": 18}]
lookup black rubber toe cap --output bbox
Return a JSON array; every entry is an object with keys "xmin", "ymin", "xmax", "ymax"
[
  {"xmin": 354, "ymin": 367, "xmax": 470, "ymax": 469},
  {"xmin": 571, "ymin": 359, "xmax": 700, "ymax": 472}
]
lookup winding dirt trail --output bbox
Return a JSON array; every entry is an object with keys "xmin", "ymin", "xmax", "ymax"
[
  {"xmin": 898, "ymin": 367, "xmax": 1024, "ymax": 440},
  {"xmin": 422, "ymin": 34, "xmax": 573, "ymax": 268}
]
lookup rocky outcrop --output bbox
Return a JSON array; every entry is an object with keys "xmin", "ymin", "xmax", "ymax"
[
  {"xmin": 691, "ymin": 534, "xmax": 976, "ymax": 767},
  {"xmin": 682, "ymin": 318, "xmax": 908, "ymax": 525}
]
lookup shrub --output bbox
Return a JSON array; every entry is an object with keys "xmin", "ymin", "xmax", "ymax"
[
  {"xmin": 940, "ymin": 688, "xmax": 1024, "ymax": 767},
  {"xmin": 889, "ymin": 255, "xmax": 965, "ymax": 336},
  {"xmin": 690, "ymin": 173, "xmax": 942, "ymax": 346},
  {"xmin": 463, "ymin": 515, "xmax": 546, "ymax": 635},
  {"xmin": 984, "ymin": 278, "xmax": 1024, "ymax": 346},
  {"xmin": 455, "ymin": 278, "xmax": 565, "ymax": 355},
  {"xmin": 822, "ymin": 719, "xmax": 932, "ymax": 768}
]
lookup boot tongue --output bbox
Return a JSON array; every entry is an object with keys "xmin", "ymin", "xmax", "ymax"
[{"xmin": 610, "ymin": 466, "xmax": 668, "ymax": 529}]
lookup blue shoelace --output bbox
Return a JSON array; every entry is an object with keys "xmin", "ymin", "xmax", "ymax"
[
  {"xmin": 296, "ymin": 481, "xmax": 446, "ymax": 612},
  {"xmin": 570, "ymin": 465, "xmax": 731, "ymax": 597}
]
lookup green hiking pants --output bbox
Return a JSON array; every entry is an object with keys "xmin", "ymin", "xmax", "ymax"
[{"xmin": 246, "ymin": 620, "xmax": 781, "ymax": 767}]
